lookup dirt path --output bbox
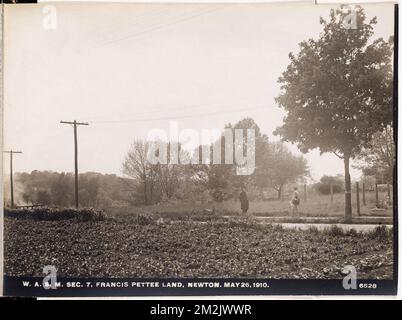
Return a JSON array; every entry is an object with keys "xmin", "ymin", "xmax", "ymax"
[
  {"xmin": 222, "ymin": 215, "xmax": 392, "ymax": 232},
  {"xmin": 269, "ymin": 222, "xmax": 392, "ymax": 233}
]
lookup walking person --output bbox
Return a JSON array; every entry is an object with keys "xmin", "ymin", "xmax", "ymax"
[
  {"xmin": 290, "ymin": 187, "xmax": 300, "ymax": 217},
  {"xmin": 239, "ymin": 187, "xmax": 249, "ymax": 215}
]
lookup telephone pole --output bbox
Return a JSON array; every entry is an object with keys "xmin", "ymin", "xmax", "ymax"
[
  {"xmin": 3, "ymin": 150, "xmax": 22, "ymax": 208},
  {"xmin": 60, "ymin": 120, "xmax": 89, "ymax": 208}
]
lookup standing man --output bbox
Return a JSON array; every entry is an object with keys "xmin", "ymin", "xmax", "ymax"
[
  {"xmin": 290, "ymin": 187, "xmax": 300, "ymax": 217},
  {"xmin": 239, "ymin": 187, "xmax": 249, "ymax": 215}
]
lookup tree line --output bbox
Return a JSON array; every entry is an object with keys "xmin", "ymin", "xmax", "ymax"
[
  {"xmin": 11, "ymin": 120, "xmax": 392, "ymax": 209},
  {"xmin": 11, "ymin": 118, "xmax": 309, "ymax": 208},
  {"xmin": 122, "ymin": 118, "xmax": 309, "ymax": 205},
  {"xmin": 15, "ymin": 171, "xmax": 133, "ymax": 208}
]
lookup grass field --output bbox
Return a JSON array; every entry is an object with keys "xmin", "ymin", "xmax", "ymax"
[{"xmin": 107, "ymin": 190, "xmax": 393, "ymax": 221}]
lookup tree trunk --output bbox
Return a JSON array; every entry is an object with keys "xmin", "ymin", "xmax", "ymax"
[
  {"xmin": 150, "ymin": 182, "xmax": 154, "ymax": 205},
  {"xmin": 344, "ymin": 155, "xmax": 352, "ymax": 223},
  {"xmin": 143, "ymin": 181, "xmax": 148, "ymax": 205},
  {"xmin": 277, "ymin": 185, "xmax": 282, "ymax": 200}
]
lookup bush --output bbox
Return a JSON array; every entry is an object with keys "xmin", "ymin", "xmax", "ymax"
[
  {"xmin": 347, "ymin": 228, "xmax": 359, "ymax": 237},
  {"xmin": 324, "ymin": 225, "xmax": 345, "ymax": 237},
  {"xmin": 272, "ymin": 223, "xmax": 285, "ymax": 232},
  {"xmin": 315, "ymin": 175, "xmax": 344, "ymax": 195},
  {"xmin": 367, "ymin": 225, "xmax": 391, "ymax": 242},
  {"xmin": 4, "ymin": 207, "xmax": 106, "ymax": 222},
  {"xmin": 135, "ymin": 213, "xmax": 157, "ymax": 225},
  {"xmin": 307, "ymin": 225, "xmax": 320, "ymax": 234}
]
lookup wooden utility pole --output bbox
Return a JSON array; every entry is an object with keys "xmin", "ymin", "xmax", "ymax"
[
  {"xmin": 356, "ymin": 182, "xmax": 360, "ymax": 216},
  {"xmin": 375, "ymin": 183, "xmax": 379, "ymax": 208},
  {"xmin": 387, "ymin": 183, "xmax": 391, "ymax": 198},
  {"xmin": 303, "ymin": 184, "xmax": 307, "ymax": 202},
  {"xmin": 3, "ymin": 150, "xmax": 22, "ymax": 208},
  {"xmin": 330, "ymin": 183, "xmax": 334, "ymax": 204},
  {"xmin": 362, "ymin": 182, "xmax": 366, "ymax": 206},
  {"xmin": 60, "ymin": 120, "xmax": 89, "ymax": 208}
]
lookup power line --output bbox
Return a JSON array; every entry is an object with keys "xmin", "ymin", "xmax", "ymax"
[
  {"xmin": 90, "ymin": 5, "xmax": 176, "ymax": 39},
  {"xmin": 90, "ymin": 105, "xmax": 270, "ymax": 124},
  {"xmin": 60, "ymin": 120, "xmax": 89, "ymax": 208},
  {"xmin": 85, "ymin": 104, "xmax": 213, "ymax": 121},
  {"xmin": 84, "ymin": 96, "xmax": 269, "ymax": 121},
  {"xmin": 86, "ymin": 102, "xmax": 269, "ymax": 121},
  {"xmin": 3, "ymin": 150, "xmax": 22, "ymax": 208},
  {"xmin": 94, "ymin": 5, "xmax": 224, "ymax": 49}
]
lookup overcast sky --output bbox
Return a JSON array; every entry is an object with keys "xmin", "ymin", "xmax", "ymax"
[{"xmin": 3, "ymin": 2, "xmax": 394, "ymax": 181}]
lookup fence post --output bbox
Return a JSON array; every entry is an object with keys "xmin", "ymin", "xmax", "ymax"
[
  {"xmin": 375, "ymin": 183, "xmax": 379, "ymax": 207},
  {"xmin": 362, "ymin": 182, "xmax": 366, "ymax": 206},
  {"xmin": 356, "ymin": 182, "xmax": 360, "ymax": 216},
  {"xmin": 330, "ymin": 183, "xmax": 334, "ymax": 204}
]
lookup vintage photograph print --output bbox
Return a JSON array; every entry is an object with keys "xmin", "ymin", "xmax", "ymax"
[{"xmin": 1, "ymin": 2, "xmax": 398, "ymax": 296}]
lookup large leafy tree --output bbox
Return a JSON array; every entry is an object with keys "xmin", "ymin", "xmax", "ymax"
[
  {"xmin": 274, "ymin": 6, "xmax": 393, "ymax": 222},
  {"xmin": 189, "ymin": 118, "xmax": 270, "ymax": 201},
  {"xmin": 355, "ymin": 125, "xmax": 395, "ymax": 184},
  {"xmin": 256, "ymin": 142, "xmax": 309, "ymax": 199}
]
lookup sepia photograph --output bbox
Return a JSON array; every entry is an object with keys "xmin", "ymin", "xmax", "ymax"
[{"xmin": 1, "ymin": 2, "xmax": 397, "ymax": 296}]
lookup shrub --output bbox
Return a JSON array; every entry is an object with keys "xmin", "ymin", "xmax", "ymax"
[
  {"xmin": 4, "ymin": 207, "xmax": 106, "ymax": 222},
  {"xmin": 347, "ymin": 228, "xmax": 358, "ymax": 237},
  {"xmin": 367, "ymin": 225, "xmax": 391, "ymax": 242},
  {"xmin": 315, "ymin": 175, "xmax": 344, "ymax": 195},
  {"xmin": 272, "ymin": 223, "xmax": 285, "ymax": 232},
  {"xmin": 307, "ymin": 225, "xmax": 320, "ymax": 234},
  {"xmin": 135, "ymin": 213, "xmax": 157, "ymax": 225},
  {"xmin": 324, "ymin": 225, "xmax": 345, "ymax": 237}
]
